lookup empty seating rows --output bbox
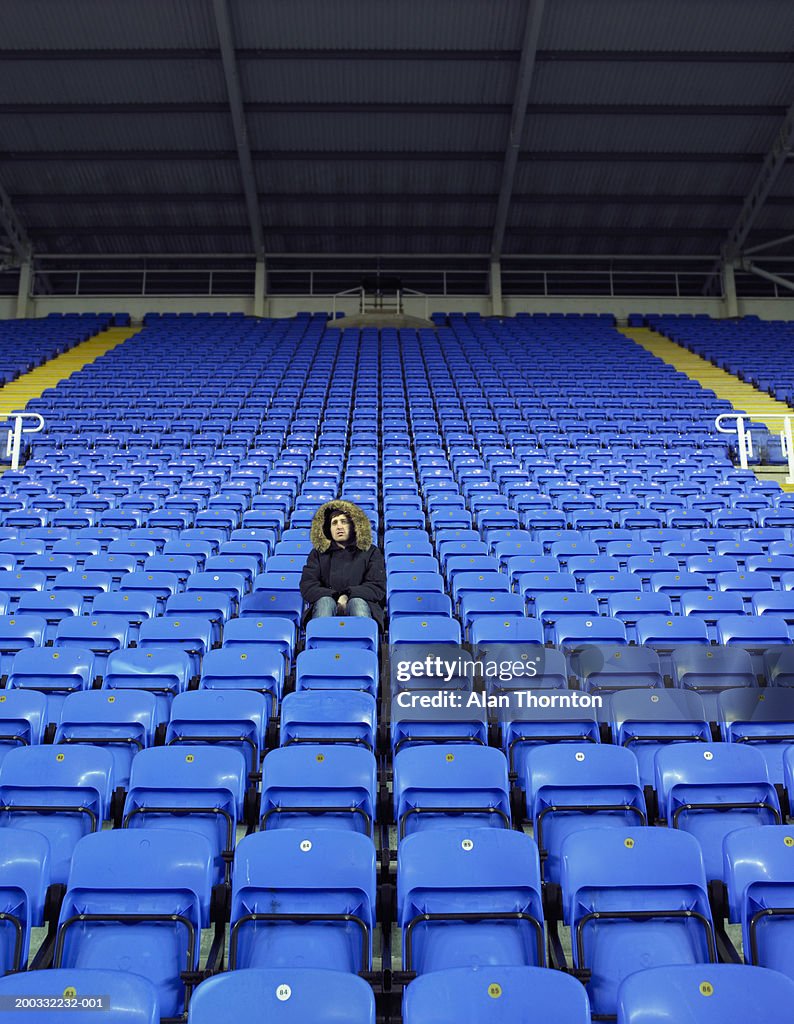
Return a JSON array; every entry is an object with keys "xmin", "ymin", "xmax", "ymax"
[{"xmin": 2, "ymin": 311, "xmax": 794, "ymax": 1020}]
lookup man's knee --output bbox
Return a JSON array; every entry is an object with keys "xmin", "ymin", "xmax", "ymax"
[
  {"xmin": 312, "ymin": 596, "xmax": 337, "ymax": 618},
  {"xmin": 346, "ymin": 597, "xmax": 372, "ymax": 618}
]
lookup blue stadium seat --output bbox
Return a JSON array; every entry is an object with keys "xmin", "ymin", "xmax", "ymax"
[
  {"xmin": 500, "ymin": 689, "xmax": 600, "ymax": 776},
  {"xmin": 54, "ymin": 616, "xmax": 130, "ymax": 675},
  {"xmin": 389, "ymin": 617, "xmax": 462, "ymax": 646},
  {"xmin": 55, "ymin": 689, "xmax": 159, "ymax": 788},
  {"xmin": 616, "ymin": 963, "xmax": 794, "ymax": 1024},
  {"xmin": 295, "ymin": 649, "xmax": 378, "ymax": 696},
  {"xmin": 165, "ymin": 688, "xmax": 268, "ymax": 780},
  {"xmin": 229, "ymin": 830, "xmax": 376, "ymax": 972},
  {"xmin": 724, "ymin": 824, "xmax": 794, "ymax": 984},
  {"xmin": 609, "ymin": 689, "xmax": 710, "ymax": 786},
  {"xmin": 478, "ymin": 645, "xmax": 564, "ymax": 694},
  {"xmin": 0, "ymin": 689, "xmax": 47, "ymax": 768},
  {"xmin": 259, "ymin": 745, "xmax": 376, "ymax": 836},
  {"xmin": 0, "ymin": 828, "xmax": 50, "ymax": 974},
  {"xmin": 763, "ymin": 645, "xmax": 794, "ymax": 687},
  {"xmin": 655, "ymin": 742, "xmax": 780, "ymax": 881},
  {"xmin": 163, "ymin": 591, "xmax": 232, "ymax": 645},
  {"xmin": 281, "ymin": 690, "xmax": 377, "ymax": 751},
  {"xmin": 224, "ymin": 614, "xmax": 296, "ymax": 668},
  {"xmin": 523, "ymin": 744, "xmax": 646, "ymax": 882},
  {"xmin": 571, "ymin": 644, "xmax": 663, "ymax": 693},
  {"xmin": 551, "ymin": 616, "xmax": 627, "ymax": 650},
  {"xmin": 53, "ymin": 829, "xmax": 214, "ymax": 1020},
  {"xmin": 717, "ymin": 688, "xmax": 794, "ymax": 784},
  {"xmin": 670, "ymin": 645, "xmax": 756, "ymax": 716},
  {"xmin": 716, "ymin": 613, "xmax": 791, "ymax": 648},
  {"xmin": 239, "ymin": 590, "xmax": 304, "ymax": 629},
  {"xmin": 403, "ymin": 965, "xmax": 590, "ymax": 1024},
  {"xmin": 387, "ymin": 592, "xmax": 454, "ymax": 623},
  {"xmin": 90, "ymin": 591, "xmax": 158, "ymax": 640},
  {"xmin": 0, "ymin": 745, "xmax": 114, "ymax": 883},
  {"xmin": 0, "ymin": 969, "xmax": 159, "ymax": 1022},
  {"xmin": 7, "ymin": 647, "xmax": 96, "ymax": 723},
  {"xmin": 0, "ymin": 615, "xmax": 47, "ymax": 676},
  {"xmin": 393, "ymin": 745, "xmax": 510, "ymax": 839},
  {"xmin": 188, "ymin": 968, "xmax": 375, "ymax": 1024},
  {"xmin": 104, "ymin": 648, "xmax": 192, "ymax": 718},
  {"xmin": 304, "ymin": 616, "xmax": 379, "ymax": 652},
  {"xmin": 398, "ymin": 829, "xmax": 544, "ymax": 973},
  {"xmin": 560, "ymin": 828, "xmax": 716, "ymax": 1019},
  {"xmin": 470, "ymin": 617, "xmax": 543, "ymax": 647},
  {"xmin": 199, "ymin": 646, "xmax": 283, "ymax": 709},
  {"xmin": 123, "ymin": 745, "xmax": 246, "ymax": 883},
  {"xmin": 138, "ymin": 616, "xmax": 213, "ymax": 676}
]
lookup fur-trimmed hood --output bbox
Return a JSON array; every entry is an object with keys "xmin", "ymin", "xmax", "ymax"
[{"xmin": 310, "ymin": 499, "xmax": 374, "ymax": 553}]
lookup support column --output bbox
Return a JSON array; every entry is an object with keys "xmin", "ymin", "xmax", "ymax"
[
  {"xmin": 490, "ymin": 259, "xmax": 503, "ymax": 317},
  {"xmin": 15, "ymin": 260, "xmax": 31, "ymax": 319},
  {"xmin": 721, "ymin": 260, "xmax": 738, "ymax": 319},
  {"xmin": 254, "ymin": 257, "xmax": 267, "ymax": 317}
]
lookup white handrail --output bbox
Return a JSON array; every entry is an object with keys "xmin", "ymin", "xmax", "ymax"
[
  {"xmin": 331, "ymin": 286, "xmax": 365, "ymax": 319},
  {"xmin": 715, "ymin": 412, "xmax": 794, "ymax": 483},
  {"xmin": 3, "ymin": 412, "xmax": 44, "ymax": 471},
  {"xmin": 401, "ymin": 287, "xmax": 430, "ymax": 321}
]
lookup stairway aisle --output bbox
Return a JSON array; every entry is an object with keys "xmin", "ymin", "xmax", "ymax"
[{"xmin": 0, "ymin": 326, "xmax": 138, "ymax": 420}]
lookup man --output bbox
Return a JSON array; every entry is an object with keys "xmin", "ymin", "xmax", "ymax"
[{"xmin": 300, "ymin": 499, "xmax": 386, "ymax": 627}]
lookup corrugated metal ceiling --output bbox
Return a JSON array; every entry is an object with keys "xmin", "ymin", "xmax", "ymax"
[{"xmin": 0, "ymin": 0, "xmax": 791, "ymax": 266}]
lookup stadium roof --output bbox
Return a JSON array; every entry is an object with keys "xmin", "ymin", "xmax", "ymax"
[{"xmin": 0, "ymin": 0, "xmax": 792, "ymax": 277}]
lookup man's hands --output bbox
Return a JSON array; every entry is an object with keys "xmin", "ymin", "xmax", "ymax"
[{"xmin": 336, "ymin": 594, "xmax": 348, "ymax": 616}]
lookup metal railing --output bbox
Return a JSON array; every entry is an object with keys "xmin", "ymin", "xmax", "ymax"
[
  {"xmin": 715, "ymin": 412, "xmax": 794, "ymax": 483},
  {"xmin": 331, "ymin": 287, "xmax": 365, "ymax": 318},
  {"xmin": 2, "ymin": 412, "xmax": 44, "ymax": 471}
]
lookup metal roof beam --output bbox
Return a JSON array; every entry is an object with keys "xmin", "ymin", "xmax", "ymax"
[
  {"xmin": 211, "ymin": 0, "xmax": 264, "ymax": 257},
  {"xmin": 743, "ymin": 231, "xmax": 794, "ymax": 257},
  {"xmin": 12, "ymin": 192, "xmax": 792, "ymax": 207},
  {"xmin": 741, "ymin": 259, "xmax": 794, "ymax": 294},
  {"xmin": 0, "ymin": 47, "xmax": 791, "ymax": 63},
  {"xmin": 0, "ymin": 149, "xmax": 764, "ymax": 164},
  {"xmin": 722, "ymin": 101, "xmax": 794, "ymax": 261},
  {"xmin": 703, "ymin": 99, "xmax": 794, "ymax": 292},
  {"xmin": 30, "ymin": 224, "xmax": 765, "ymax": 240},
  {"xmin": 491, "ymin": 0, "xmax": 545, "ymax": 260},
  {"xmin": 0, "ymin": 102, "xmax": 785, "ymax": 116}
]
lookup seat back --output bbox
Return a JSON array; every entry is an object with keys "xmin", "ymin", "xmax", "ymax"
[
  {"xmin": 397, "ymin": 829, "xmax": 544, "ymax": 974},
  {"xmin": 124, "ymin": 746, "xmax": 246, "ymax": 883},
  {"xmin": 655, "ymin": 742, "xmax": 780, "ymax": 881},
  {"xmin": 55, "ymin": 689, "xmax": 159, "ymax": 788},
  {"xmin": 0, "ymin": 745, "xmax": 114, "ymax": 883},
  {"xmin": 166, "ymin": 690, "xmax": 269, "ymax": 777},
  {"xmin": 609, "ymin": 688, "xmax": 709, "ymax": 786},
  {"xmin": 187, "ymin": 968, "xmax": 374, "ymax": 1024},
  {"xmin": 0, "ymin": 828, "xmax": 50, "ymax": 974},
  {"xmin": 260, "ymin": 745, "xmax": 377, "ymax": 836},
  {"xmin": 393, "ymin": 745, "xmax": 511, "ymax": 838},
  {"xmin": 560, "ymin": 827, "xmax": 715, "ymax": 1019},
  {"xmin": 281, "ymin": 690, "xmax": 377, "ymax": 751},
  {"xmin": 523, "ymin": 744, "xmax": 645, "ymax": 882},
  {"xmin": 403, "ymin": 965, "xmax": 591, "ymax": 1024},
  {"xmin": 55, "ymin": 829, "xmax": 213, "ymax": 1020},
  {"xmin": 0, "ymin": 690, "xmax": 47, "ymax": 767},
  {"xmin": 230, "ymin": 830, "xmax": 376, "ymax": 972},
  {"xmin": 616, "ymin": 963, "xmax": 794, "ymax": 1024},
  {"xmin": 0, "ymin": 968, "xmax": 160, "ymax": 1023},
  {"xmin": 295, "ymin": 649, "xmax": 378, "ymax": 696}
]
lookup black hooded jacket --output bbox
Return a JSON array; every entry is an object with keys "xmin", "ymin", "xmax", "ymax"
[{"xmin": 300, "ymin": 500, "xmax": 386, "ymax": 627}]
